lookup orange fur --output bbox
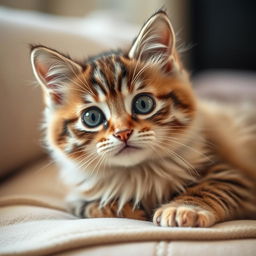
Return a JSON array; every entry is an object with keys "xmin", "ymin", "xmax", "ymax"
[{"xmin": 31, "ymin": 10, "xmax": 256, "ymax": 227}]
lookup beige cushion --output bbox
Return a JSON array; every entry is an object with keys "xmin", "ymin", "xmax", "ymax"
[
  {"xmin": 55, "ymin": 240, "xmax": 256, "ymax": 256},
  {"xmin": 0, "ymin": 159, "xmax": 256, "ymax": 255}
]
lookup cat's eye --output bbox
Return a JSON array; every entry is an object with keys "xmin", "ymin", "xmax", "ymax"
[
  {"xmin": 133, "ymin": 94, "xmax": 155, "ymax": 115},
  {"xmin": 82, "ymin": 107, "xmax": 105, "ymax": 128}
]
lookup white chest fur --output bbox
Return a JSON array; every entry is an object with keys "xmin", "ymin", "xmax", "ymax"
[{"xmin": 58, "ymin": 149, "xmax": 197, "ymax": 212}]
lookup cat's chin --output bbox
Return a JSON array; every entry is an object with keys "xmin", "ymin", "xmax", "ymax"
[{"xmin": 107, "ymin": 147, "xmax": 153, "ymax": 167}]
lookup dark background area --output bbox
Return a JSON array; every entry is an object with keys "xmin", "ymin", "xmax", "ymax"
[{"xmin": 189, "ymin": 0, "xmax": 256, "ymax": 74}]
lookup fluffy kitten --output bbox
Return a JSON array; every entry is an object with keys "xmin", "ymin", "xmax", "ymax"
[{"xmin": 30, "ymin": 10, "xmax": 256, "ymax": 227}]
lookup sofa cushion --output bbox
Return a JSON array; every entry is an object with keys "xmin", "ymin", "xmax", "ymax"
[{"xmin": 0, "ymin": 159, "xmax": 255, "ymax": 256}]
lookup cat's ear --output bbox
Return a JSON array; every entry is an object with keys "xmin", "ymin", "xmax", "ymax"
[
  {"xmin": 128, "ymin": 10, "xmax": 178, "ymax": 72},
  {"xmin": 30, "ymin": 46, "xmax": 82, "ymax": 107}
]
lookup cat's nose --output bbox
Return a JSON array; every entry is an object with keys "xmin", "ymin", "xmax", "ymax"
[{"xmin": 113, "ymin": 129, "xmax": 133, "ymax": 142}]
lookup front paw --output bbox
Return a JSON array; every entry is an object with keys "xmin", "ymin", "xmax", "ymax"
[
  {"xmin": 71, "ymin": 200, "xmax": 147, "ymax": 220},
  {"xmin": 69, "ymin": 200, "xmax": 117, "ymax": 218},
  {"xmin": 153, "ymin": 203, "xmax": 216, "ymax": 227}
]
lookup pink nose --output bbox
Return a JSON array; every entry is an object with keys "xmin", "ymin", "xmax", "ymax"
[{"xmin": 113, "ymin": 129, "xmax": 133, "ymax": 142}]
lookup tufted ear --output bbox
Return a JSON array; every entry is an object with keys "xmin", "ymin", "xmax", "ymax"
[
  {"xmin": 128, "ymin": 10, "xmax": 177, "ymax": 73},
  {"xmin": 30, "ymin": 46, "xmax": 82, "ymax": 107}
]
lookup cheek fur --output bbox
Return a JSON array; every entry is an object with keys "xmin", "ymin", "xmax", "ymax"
[{"xmin": 48, "ymin": 115, "xmax": 98, "ymax": 158}]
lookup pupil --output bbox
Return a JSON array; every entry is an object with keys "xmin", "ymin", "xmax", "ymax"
[
  {"xmin": 91, "ymin": 113, "xmax": 96, "ymax": 122},
  {"xmin": 141, "ymin": 100, "xmax": 146, "ymax": 109}
]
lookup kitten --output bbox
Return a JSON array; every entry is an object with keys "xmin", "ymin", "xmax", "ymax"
[{"xmin": 30, "ymin": 10, "xmax": 256, "ymax": 227}]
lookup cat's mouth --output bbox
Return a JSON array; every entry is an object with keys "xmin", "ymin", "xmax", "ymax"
[{"xmin": 115, "ymin": 144, "xmax": 141, "ymax": 156}]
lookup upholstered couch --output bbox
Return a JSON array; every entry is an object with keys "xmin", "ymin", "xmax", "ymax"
[{"xmin": 0, "ymin": 7, "xmax": 256, "ymax": 256}]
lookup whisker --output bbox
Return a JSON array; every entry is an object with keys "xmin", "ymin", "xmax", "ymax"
[
  {"xmin": 75, "ymin": 151, "xmax": 95, "ymax": 168},
  {"xmin": 77, "ymin": 151, "xmax": 98, "ymax": 171},
  {"xmin": 155, "ymin": 135, "xmax": 212, "ymax": 162},
  {"xmin": 91, "ymin": 152, "xmax": 105, "ymax": 176},
  {"xmin": 151, "ymin": 140, "xmax": 198, "ymax": 176}
]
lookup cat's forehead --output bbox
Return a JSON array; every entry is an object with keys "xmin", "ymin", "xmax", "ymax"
[
  {"xmin": 86, "ymin": 50, "xmax": 123, "ymax": 63},
  {"xmin": 90, "ymin": 55, "xmax": 127, "ymax": 88},
  {"xmin": 76, "ymin": 52, "xmax": 185, "ymax": 108},
  {"xmin": 82, "ymin": 54, "xmax": 144, "ymax": 102}
]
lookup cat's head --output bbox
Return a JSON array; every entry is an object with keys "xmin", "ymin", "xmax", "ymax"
[{"xmin": 30, "ymin": 10, "xmax": 196, "ymax": 170}]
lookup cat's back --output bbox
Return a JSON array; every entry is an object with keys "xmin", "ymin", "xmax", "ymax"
[{"xmin": 198, "ymin": 99, "xmax": 256, "ymax": 180}]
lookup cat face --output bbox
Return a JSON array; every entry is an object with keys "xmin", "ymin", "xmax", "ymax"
[{"xmin": 31, "ymin": 10, "xmax": 196, "ymax": 170}]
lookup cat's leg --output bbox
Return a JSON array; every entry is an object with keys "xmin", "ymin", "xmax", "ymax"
[
  {"xmin": 67, "ymin": 194, "xmax": 147, "ymax": 220},
  {"xmin": 81, "ymin": 201, "xmax": 147, "ymax": 220},
  {"xmin": 153, "ymin": 164, "xmax": 254, "ymax": 227}
]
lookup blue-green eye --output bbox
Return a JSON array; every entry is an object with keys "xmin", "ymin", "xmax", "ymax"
[
  {"xmin": 82, "ymin": 107, "xmax": 105, "ymax": 128},
  {"xmin": 133, "ymin": 94, "xmax": 155, "ymax": 115}
]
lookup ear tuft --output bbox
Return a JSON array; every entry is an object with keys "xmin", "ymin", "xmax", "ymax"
[
  {"xmin": 128, "ymin": 11, "xmax": 177, "ymax": 72},
  {"xmin": 30, "ymin": 46, "xmax": 82, "ymax": 107}
]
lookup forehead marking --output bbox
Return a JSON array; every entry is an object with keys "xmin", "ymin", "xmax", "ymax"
[
  {"xmin": 83, "ymin": 94, "xmax": 95, "ymax": 103},
  {"xmin": 114, "ymin": 62, "xmax": 122, "ymax": 83},
  {"xmin": 134, "ymin": 80, "xmax": 144, "ymax": 92},
  {"xmin": 94, "ymin": 84, "xmax": 106, "ymax": 102},
  {"xmin": 93, "ymin": 65, "xmax": 109, "ymax": 94},
  {"xmin": 120, "ymin": 77, "xmax": 128, "ymax": 95}
]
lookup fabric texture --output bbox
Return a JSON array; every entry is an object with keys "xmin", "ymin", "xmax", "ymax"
[
  {"xmin": 0, "ymin": 159, "xmax": 256, "ymax": 256},
  {"xmin": 54, "ymin": 240, "xmax": 256, "ymax": 256}
]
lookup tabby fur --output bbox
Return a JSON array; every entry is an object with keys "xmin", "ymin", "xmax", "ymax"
[{"xmin": 30, "ymin": 10, "xmax": 256, "ymax": 227}]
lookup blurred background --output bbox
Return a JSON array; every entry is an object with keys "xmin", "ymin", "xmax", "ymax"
[
  {"xmin": 1, "ymin": 0, "xmax": 256, "ymax": 176},
  {"xmin": 1, "ymin": 0, "xmax": 256, "ymax": 73}
]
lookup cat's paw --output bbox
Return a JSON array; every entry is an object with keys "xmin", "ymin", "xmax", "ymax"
[
  {"xmin": 153, "ymin": 203, "xmax": 216, "ymax": 227},
  {"xmin": 84, "ymin": 201, "xmax": 116, "ymax": 218},
  {"xmin": 69, "ymin": 200, "xmax": 118, "ymax": 218},
  {"xmin": 71, "ymin": 200, "xmax": 147, "ymax": 220}
]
